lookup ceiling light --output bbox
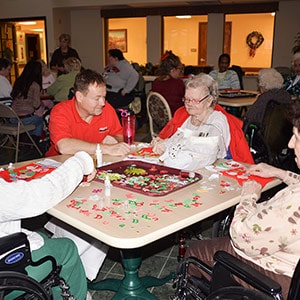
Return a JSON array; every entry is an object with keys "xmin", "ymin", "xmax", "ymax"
[
  {"xmin": 32, "ymin": 29, "xmax": 43, "ymax": 32},
  {"xmin": 18, "ymin": 21, "xmax": 37, "ymax": 25},
  {"xmin": 176, "ymin": 15, "xmax": 191, "ymax": 19}
]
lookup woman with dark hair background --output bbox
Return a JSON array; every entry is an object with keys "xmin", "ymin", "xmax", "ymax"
[
  {"xmin": 152, "ymin": 50, "xmax": 185, "ymax": 115},
  {"xmin": 11, "ymin": 60, "xmax": 44, "ymax": 140}
]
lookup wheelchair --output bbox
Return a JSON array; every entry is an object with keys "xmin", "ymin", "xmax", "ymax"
[
  {"xmin": 172, "ymin": 250, "xmax": 300, "ymax": 300},
  {"xmin": 0, "ymin": 232, "xmax": 74, "ymax": 300}
]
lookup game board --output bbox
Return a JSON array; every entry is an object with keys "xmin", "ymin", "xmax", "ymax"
[
  {"xmin": 0, "ymin": 162, "xmax": 56, "ymax": 182},
  {"xmin": 95, "ymin": 160, "xmax": 202, "ymax": 196}
]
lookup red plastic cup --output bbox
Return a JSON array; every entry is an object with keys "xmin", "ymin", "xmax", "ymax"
[{"xmin": 122, "ymin": 115, "xmax": 135, "ymax": 145}]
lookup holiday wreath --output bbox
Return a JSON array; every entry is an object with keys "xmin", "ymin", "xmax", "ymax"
[{"xmin": 246, "ymin": 31, "xmax": 264, "ymax": 57}]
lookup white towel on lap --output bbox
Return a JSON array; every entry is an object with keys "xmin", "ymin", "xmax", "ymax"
[{"xmin": 45, "ymin": 218, "xmax": 108, "ymax": 281}]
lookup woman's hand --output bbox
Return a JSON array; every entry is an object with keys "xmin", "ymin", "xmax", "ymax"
[
  {"xmin": 248, "ymin": 163, "xmax": 287, "ymax": 180},
  {"xmin": 86, "ymin": 169, "xmax": 96, "ymax": 182},
  {"xmin": 151, "ymin": 137, "xmax": 165, "ymax": 155},
  {"xmin": 241, "ymin": 180, "xmax": 262, "ymax": 199}
]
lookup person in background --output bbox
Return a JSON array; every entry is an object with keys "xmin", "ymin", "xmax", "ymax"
[
  {"xmin": 184, "ymin": 100, "xmax": 300, "ymax": 300},
  {"xmin": 152, "ymin": 50, "xmax": 185, "ymax": 115},
  {"xmin": 245, "ymin": 68, "xmax": 292, "ymax": 125},
  {"xmin": 284, "ymin": 52, "xmax": 300, "ymax": 99},
  {"xmin": 0, "ymin": 58, "xmax": 12, "ymax": 100},
  {"xmin": 0, "ymin": 151, "xmax": 95, "ymax": 300},
  {"xmin": 151, "ymin": 73, "xmax": 231, "ymax": 170},
  {"xmin": 209, "ymin": 53, "xmax": 240, "ymax": 90},
  {"xmin": 103, "ymin": 48, "xmax": 139, "ymax": 109},
  {"xmin": 11, "ymin": 60, "xmax": 44, "ymax": 140},
  {"xmin": 46, "ymin": 68, "xmax": 130, "ymax": 157},
  {"xmin": 47, "ymin": 57, "xmax": 81, "ymax": 102},
  {"xmin": 34, "ymin": 59, "xmax": 56, "ymax": 117},
  {"xmin": 50, "ymin": 33, "xmax": 81, "ymax": 77}
]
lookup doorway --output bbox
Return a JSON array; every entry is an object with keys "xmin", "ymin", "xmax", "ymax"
[{"xmin": 26, "ymin": 34, "xmax": 41, "ymax": 61}]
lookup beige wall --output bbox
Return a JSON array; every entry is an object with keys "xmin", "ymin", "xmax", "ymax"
[
  {"xmin": 109, "ymin": 18, "xmax": 147, "ymax": 66},
  {"xmin": 226, "ymin": 13, "xmax": 274, "ymax": 69},
  {"xmin": 0, "ymin": 0, "xmax": 300, "ymax": 72},
  {"xmin": 164, "ymin": 16, "xmax": 208, "ymax": 66}
]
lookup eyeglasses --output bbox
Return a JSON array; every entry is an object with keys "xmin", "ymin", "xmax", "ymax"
[{"xmin": 182, "ymin": 94, "xmax": 210, "ymax": 104}]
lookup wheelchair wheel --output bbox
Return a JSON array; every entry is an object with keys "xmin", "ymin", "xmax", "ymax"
[
  {"xmin": 0, "ymin": 271, "xmax": 50, "ymax": 300},
  {"xmin": 206, "ymin": 286, "xmax": 273, "ymax": 300}
]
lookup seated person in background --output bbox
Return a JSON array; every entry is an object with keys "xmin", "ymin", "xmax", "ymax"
[
  {"xmin": 50, "ymin": 33, "xmax": 81, "ymax": 77},
  {"xmin": 35, "ymin": 59, "xmax": 56, "ymax": 117},
  {"xmin": 11, "ymin": 60, "xmax": 44, "ymax": 140},
  {"xmin": 46, "ymin": 68, "xmax": 131, "ymax": 157},
  {"xmin": 0, "ymin": 58, "xmax": 12, "ymax": 101},
  {"xmin": 47, "ymin": 57, "xmax": 81, "ymax": 102},
  {"xmin": 184, "ymin": 100, "xmax": 300, "ymax": 300},
  {"xmin": 209, "ymin": 53, "xmax": 240, "ymax": 90},
  {"xmin": 151, "ymin": 73, "xmax": 230, "ymax": 171},
  {"xmin": 152, "ymin": 50, "xmax": 185, "ymax": 115},
  {"xmin": 0, "ymin": 151, "xmax": 95, "ymax": 300},
  {"xmin": 245, "ymin": 68, "xmax": 292, "ymax": 125},
  {"xmin": 103, "ymin": 48, "xmax": 139, "ymax": 109},
  {"xmin": 284, "ymin": 52, "xmax": 300, "ymax": 99}
]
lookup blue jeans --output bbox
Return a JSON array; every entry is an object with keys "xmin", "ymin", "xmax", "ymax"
[{"xmin": 10, "ymin": 115, "xmax": 44, "ymax": 137}]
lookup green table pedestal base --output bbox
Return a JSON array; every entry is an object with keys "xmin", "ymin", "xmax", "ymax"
[{"xmin": 88, "ymin": 249, "xmax": 175, "ymax": 299}]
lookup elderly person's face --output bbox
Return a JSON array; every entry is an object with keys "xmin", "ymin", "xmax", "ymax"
[
  {"xmin": 288, "ymin": 127, "xmax": 300, "ymax": 168},
  {"xmin": 75, "ymin": 82, "xmax": 106, "ymax": 118},
  {"xmin": 293, "ymin": 58, "xmax": 300, "ymax": 75},
  {"xmin": 183, "ymin": 86, "xmax": 212, "ymax": 117},
  {"xmin": 59, "ymin": 38, "xmax": 69, "ymax": 50}
]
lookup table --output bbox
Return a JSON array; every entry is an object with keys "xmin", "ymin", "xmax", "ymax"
[
  {"xmin": 218, "ymin": 90, "xmax": 258, "ymax": 117},
  {"xmin": 7, "ymin": 155, "xmax": 279, "ymax": 299}
]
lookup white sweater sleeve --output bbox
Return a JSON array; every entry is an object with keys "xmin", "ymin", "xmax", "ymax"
[{"xmin": 0, "ymin": 151, "xmax": 93, "ymax": 222}]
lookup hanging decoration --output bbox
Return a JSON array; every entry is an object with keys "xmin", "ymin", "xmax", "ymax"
[{"xmin": 246, "ymin": 31, "xmax": 264, "ymax": 57}]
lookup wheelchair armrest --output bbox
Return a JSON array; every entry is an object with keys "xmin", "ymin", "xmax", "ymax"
[
  {"xmin": 0, "ymin": 232, "xmax": 29, "ymax": 255},
  {"xmin": 213, "ymin": 251, "xmax": 282, "ymax": 296}
]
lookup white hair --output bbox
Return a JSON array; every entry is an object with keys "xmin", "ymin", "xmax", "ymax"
[{"xmin": 258, "ymin": 68, "xmax": 283, "ymax": 91}]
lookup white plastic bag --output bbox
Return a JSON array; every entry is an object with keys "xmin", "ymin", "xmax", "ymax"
[{"xmin": 159, "ymin": 128, "xmax": 219, "ymax": 171}]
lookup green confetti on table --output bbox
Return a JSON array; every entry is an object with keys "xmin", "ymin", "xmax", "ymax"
[{"xmin": 119, "ymin": 224, "xmax": 125, "ymax": 228}]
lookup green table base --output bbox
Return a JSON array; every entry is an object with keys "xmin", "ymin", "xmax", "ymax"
[{"xmin": 88, "ymin": 249, "xmax": 175, "ymax": 299}]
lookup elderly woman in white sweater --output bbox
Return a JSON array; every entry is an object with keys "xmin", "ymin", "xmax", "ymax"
[{"xmin": 0, "ymin": 151, "xmax": 94, "ymax": 300}]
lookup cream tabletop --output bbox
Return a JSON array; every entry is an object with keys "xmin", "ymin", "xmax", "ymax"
[
  {"xmin": 218, "ymin": 90, "xmax": 259, "ymax": 108},
  {"xmin": 46, "ymin": 154, "xmax": 279, "ymax": 249}
]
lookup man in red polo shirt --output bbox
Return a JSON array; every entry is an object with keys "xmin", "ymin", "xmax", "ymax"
[{"xmin": 46, "ymin": 69, "xmax": 131, "ymax": 157}]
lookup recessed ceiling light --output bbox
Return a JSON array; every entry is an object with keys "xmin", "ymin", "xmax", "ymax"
[
  {"xmin": 176, "ymin": 15, "xmax": 191, "ymax": 19},
  {"xmin": 18, "ymin": 21, "xmax": 37, "ymax": 25}
]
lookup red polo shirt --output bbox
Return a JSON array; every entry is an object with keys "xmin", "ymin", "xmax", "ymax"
[{"xmin": 46, "ymin": 98, "xmax": 123, "ymax": 156}]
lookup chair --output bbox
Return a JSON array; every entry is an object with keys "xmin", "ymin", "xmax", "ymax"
[
  {"xmin": 0, "ymin": 103, "xmax": 43, "ymax": 162},
  {"xmin": 146, "ymin": 91, "xmax": 172, "ymax": 139},
  {"xmin": 173, "ymin": 250, "xmax": 300, "ymax": 300},
  {"xmin": 0, "ymin": 232, "xmax": 73, "ymax": 300},
  {"xmin": 243, "ymin": 101, "xmax": 296, "ymax": 171},
  {"xmin": 229, "ymin": 65, "xmax": 244, "ymax": 90}
]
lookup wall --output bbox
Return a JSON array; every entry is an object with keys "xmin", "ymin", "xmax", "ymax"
[
  {"xmin": 226, "ymin": 13, "xmax": 274, "ymax": 69},
  {"xmin": 108, "ymin": 18, "xmax": 146, "ymax": 65},
  {"xmin": 1, "ymin": 0, "xmax": 300, "ymax": 72},
  {"xmin": 164, "ymin": 16, "xmax": 208, "ymax": 66}
]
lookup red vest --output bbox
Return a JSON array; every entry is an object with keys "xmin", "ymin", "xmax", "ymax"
[{"xmin": 159, "ymin": 104, "xmax": 254, "ymax": 164}]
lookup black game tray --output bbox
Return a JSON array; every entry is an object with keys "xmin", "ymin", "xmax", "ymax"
[
  {"xmin": 95, "ymin": 160, "xmax": 202, "ymax": 196},
  {"xmin": 219, "ymin": 91, "xmax": 257, "ymax": 98}
]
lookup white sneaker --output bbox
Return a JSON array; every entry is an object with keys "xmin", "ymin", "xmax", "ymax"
[{"xmin": 86, "ymin": 291, "xmax": 93, "ymax": 300}]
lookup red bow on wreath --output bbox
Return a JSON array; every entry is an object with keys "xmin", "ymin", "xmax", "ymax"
[{"xmin": 246, "ymin": 31, "xmax": 264, "ymax": 57}]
